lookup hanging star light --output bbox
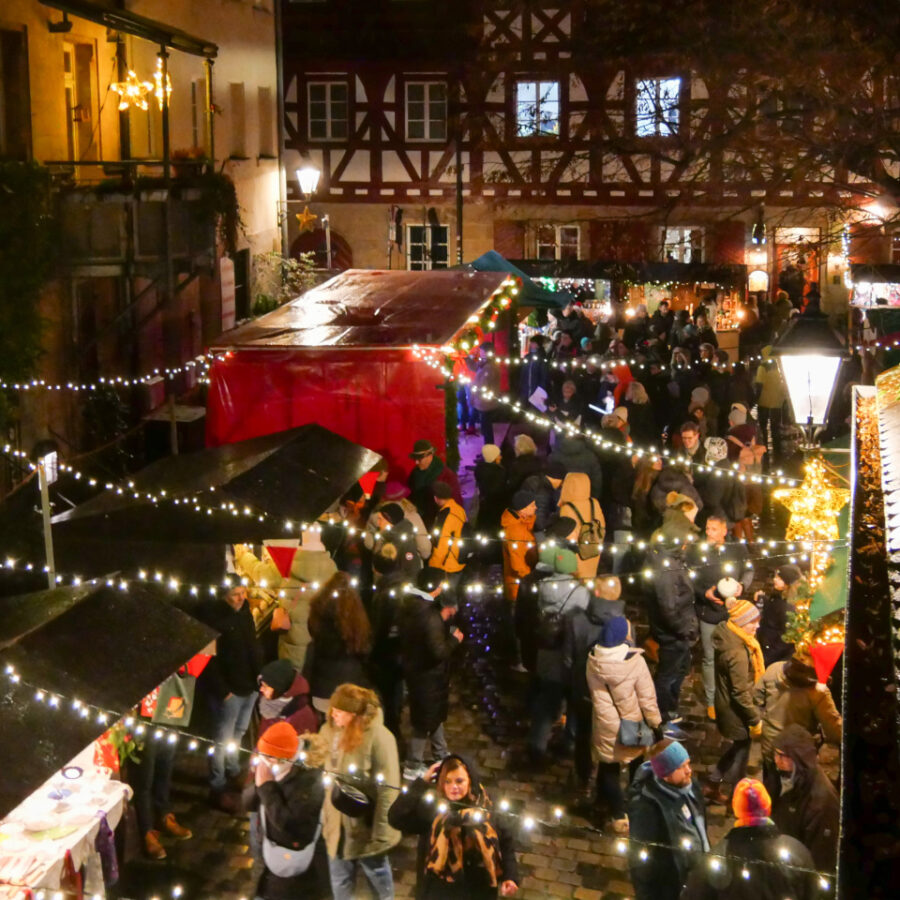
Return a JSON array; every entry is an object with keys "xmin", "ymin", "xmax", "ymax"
[
  {"xmin": 772, "ymin": 455, "xmax": 849, "ymax": 589},
  {"xmin": 295, "ymin": 205, "xmax": 318, "ymax": 232},
  {"xmin": 112, "ymin": 70, "xmax": 154, "ymax": 112},
  {"xmin": 154, "ymin": 57, "xmax": 172, "ymax": 110}
]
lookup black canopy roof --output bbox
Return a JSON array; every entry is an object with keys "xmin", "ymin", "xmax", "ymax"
[
  {"xmin": 0, "ymin": 582, "xmax": 216, "ymax": 818},
  {"xmin": 512, "ymin": 258, "xmax": 748, "ymax": 288}
]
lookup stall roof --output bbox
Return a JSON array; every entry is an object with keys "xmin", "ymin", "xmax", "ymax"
[
  {"xmin": 212, "ymin": 269, "xmax": 509, "ymax": 350},
  {"xmin": 467, "ymin": 251, "xmax": 568, "ymax": 308},
  {"xmin": 851, "ymin": 263, "xmax": 900, "ymax": 284},
  {"xmin": 0, "ymin": 582, "xmax": 216, "ymax": 817},
  {"xmin": 51, "ymin": 424, "xmax": 381, "ymax": 551},
  {"xmin": 512, "ymin": 258, "xmax": 748, "ymax": 288}
]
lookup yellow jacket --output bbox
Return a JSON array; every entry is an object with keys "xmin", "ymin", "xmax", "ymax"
[
  {"xmin": 501, "ymin": 507, "xmax": 535, "ymax": 603},
  {"xmin": 428, "ymin": 499, "xmax": 468, "ymax": 573}
]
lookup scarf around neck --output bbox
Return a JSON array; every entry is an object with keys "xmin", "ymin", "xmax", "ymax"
[
  {"xmin": 425, "ymin": 784, "xmax": 503, "ymax": 888},
  {"xmin": 726, "ymin": 620, "xmax": 765, "ymax": 683}
]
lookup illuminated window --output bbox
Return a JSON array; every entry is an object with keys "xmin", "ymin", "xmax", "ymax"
[
  {"xmin": 308, "ymin": 81, "xmax": 348, "ymax": 140},
  {"xmin": 537, "ymin": 224, "xmax": 580, "ymax": 261},
  {"xmin": 406, "ymin": 82, "xmax": 447, "ymax": 141},
  {"xmin": 636, "ymin": 77, "xmax": 681, "ymax": 136},
  {"xmin": 516, "ymin": 80, "xmax": 560, "ymax": 137},
  {"xmin": 663, "ymin": 226, "xmax": 703, "ymax": 263},
  {"xmin": 407, "ymin": 225, "xmax": 449, "ymax": 270}
]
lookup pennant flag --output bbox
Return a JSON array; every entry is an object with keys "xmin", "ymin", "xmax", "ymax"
[
  {"xmin": 264, "ymin": 539, "xmax": 300, "ymax": 578},
  {"xmin": 359, "ymin": 471, "xmax": 379, "ymax": 498},
  {"xmin": 810, "ymin": 641, "xmax": 844, "ymax": 684}
]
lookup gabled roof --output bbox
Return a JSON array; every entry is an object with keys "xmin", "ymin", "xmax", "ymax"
[{"xmin": 212, "ymin": 269, "xmax": 510, "ymax": 350}]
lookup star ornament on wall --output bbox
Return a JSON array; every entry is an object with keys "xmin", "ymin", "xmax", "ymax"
[
  {"xmin": 295, "ymin": 206, "xmax": 318, "ymax": 232},
  {"xmin": 112, "ymin": 70, "xmax": 154, "ymax": 112},
  {"xmin": 772, "ymin": 455, "xmax": 849, "ymax": 542}
]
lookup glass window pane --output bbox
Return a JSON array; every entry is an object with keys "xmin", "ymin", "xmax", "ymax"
[
  {"xmin": 310, "ymin": 120, "xmax": 326, "ymax": 139},
  {"xmin": 409, "ymin": 120, "xmax": 425, "ymax": 139},
  {"xmin": 430, "ymin": 120, "xmax": 446, "ymax": 140},
  {"xmin": 408, "ymin": 83, "xmax": 424, "ymax": 102},
  {"xmin": 331, "ymin": 120, "xmax": 347, "ymax": 138},
  {"xmin": 331, "ymin": 83, "xmax": 348, "ymax": 102},
  {"xmin": 309, "ymin": 84, "xmax": 325, "ymax": 102},
  {"xmin": 517, "ymin": 81, "xmax": 537, "ymax": 104},
  {"xmin": 310, "ymin": 101, "xmax": 326, "ymax": 119},
  {"xmin": 408, "ymin": 101, "xmax": 425, "ymax": 120},
  {"xmin": 430, "ymin": 83, "xmax": 446, "ymax": 102}
]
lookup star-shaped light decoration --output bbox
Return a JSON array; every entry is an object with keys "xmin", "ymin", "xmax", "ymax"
[
  {"xmin": 112, "ymin": 70, "xmax": 154, "ymax": 112},
  {"xmin": 773, "ymin": 454, "xmax": 849, "ymax": 589},
  {"xmin": 295, "ymin": 206, "xmax": 318, "ymax": 232}
]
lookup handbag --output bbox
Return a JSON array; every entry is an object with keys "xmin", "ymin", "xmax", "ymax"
[
  {"xmin": 602, "ymin": 676, "xmax": 655, "ymax": 747},
  {"xmin": 260, "ymin": 807, "xmax": 320, "ymax": 878},
  {"xmin": 330, "ymin": 778, "xmax": 375, "ymax": 825},
  {"xmin": 151, "ymin": 670, "xmax": 197, "ymax": 726}
]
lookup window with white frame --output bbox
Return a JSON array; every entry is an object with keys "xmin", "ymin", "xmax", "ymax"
[
  {"xmin": 407, "ymin": 224, "xmax": 449, "ymax": 270},
  {"xmin": 635, "ymin": 76, "xmax": 681, "ymax": 136},
  {"xmin": 406, "ymin": 81, "xmax": 447, "ymax": 141},
  {"xmin": 537, "ymin": 224, "xmax": 580, "ymax": 261},
  {"xmin": 663, "ymin": 226, "xmax": 704, "ymax": 263},
  {"xmin": 308, "ymin": 81, "xmax": 348, "ymax": 140},
  {"xmin": 515, "ymin": 80, "xmax": 560, "ymax": 137}
]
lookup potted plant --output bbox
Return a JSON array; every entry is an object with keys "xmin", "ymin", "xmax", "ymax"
[{"xmin": 170, "ymin": 146, "xmax": 207, "ymax": 178}]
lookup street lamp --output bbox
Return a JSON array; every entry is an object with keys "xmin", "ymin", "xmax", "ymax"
[
  {"xmin": 771, "ymin": 309, "xmax": 848, "ymax": 449},
  {"xmin": 295, "ymin": 164, "xmax": 331, "ymax": 270}
]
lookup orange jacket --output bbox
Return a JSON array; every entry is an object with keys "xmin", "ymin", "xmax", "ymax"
[
  {"xmin": 428, "ymin": 499, "xmax": 468, "ymax": 573},
  {"xmin": 501, "ymin": 507, "xmax": 535, "ymax": 592}
]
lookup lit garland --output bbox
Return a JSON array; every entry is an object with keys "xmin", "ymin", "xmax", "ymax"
[
  {"xmin": 446, "ymin": 278, "xmax": 520, "ymax": 354},
  {"xmin": 153, "ymin": 57, "xmax": 172, "ymax": 111},
  {"xmin": 0, "ymin": 665, "xmax": 836, "ymax": 889}
]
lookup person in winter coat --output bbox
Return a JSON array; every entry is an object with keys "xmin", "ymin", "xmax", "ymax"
[
  {"xmin": 368, "ymin": 503, "xmax": 423, "ymax": 582},
  {"xmin": 649, "ymin": 465, "xmax": 703, "ymax": 518},
  {"xmin": 548, "ymin": 378, "xmax": 585, "ymax": 433},
  {"xmin": 645, "ymin": 545, "xmax": 697, "ymax": 732},
  {"xmin": 500, "ymin": 491, "xmax": 537, "ymax": 605},
  {"xmin": 586, "ymin": 616, "xmax": 663, "ymax": 832},
  {"xmin": 627, "ymin": 740, "xmax": 709, "ymax": 900},
  {"xmin": 408, "ymin": 439, "xmax": 462, "ymax": 529},
  {"xmin": 623, "ymin": 380, "xmax": 659, "ymax": 447},
  {"xmin": 521, "ymin": 461, "xmax": 566, "ymax": 538},
  {"xmin": 705, "ymin": 601, "xmax": 764, "ymax": 806},
  {"xmin": 305, "ymin": 573, "xmax": 372, "ymax": 711},
  {"xmin": 317, "ymin": 685, "xmax": 402, "ymax": 900},
  {"xmin": 505, "ymin": 434, "xmax": 544, "ymax": 494},
  {"xmin": 548, "ymin": 435, "xmax": 603, "ymax": 499},
  {"xmin": 472, "ymin": 343, "xmax": 501, "ymax": 444},
  {"xmin": 475, "ymin": 444, "xmax": 508, "ymax": 536},
  {"xmin": 397, "ymin": 567, "xmax": 464, "ymax": 780},
  {"xmin": 199, "ymin": 584, "xmax": 264, "ymax": 809},
  {"xmin": 651, "ymin": 490, "xmax": 700, "ymax": 544},
  {"xmin": 754, "ymin": 564, "xmax": 804, "ymax": 667},
  {"xmin": 428, "ymin": 481, "xmax": 469, "ymax": 604},
  {"xmin": 388, "ymin": 754, "xmax": 520, "ymax": 899},
  {"xmin": 631, "ymin": 456, "xmax": 662, "ymax": 537},
  {"xmin": 682, "ymin": 778, "xmax": 817, "ymax": 900},
  {"xmin": 754, "ymin": 346, "xmax": 787, "ymax": 467},
  {"xmin": 689, "ymin": 514, "xmax": 752, "ymax": 721},
  {"xmin": 753, "ymin": 654, "xmax": 842, "ymax": 793},
  {"xmin": 563, "ymin": 576, "xmax": 625, "ymax": 797},
  {"xmin": 694, "ymin": 437, "xmax": 747, "ymax": 528},
  {"xmin": 364, "ymin": 483, "xmax": 433, "ymax": 563},
  {"xmin": 557, "ymin": 471, "xmax": 605, "ymax": 579},
  {"xmin": 249, "ymin": 722, "xmax": 329, "ymax": 899},
  {"xmin": 771, "ymin": 725, "xmax": 839, "ymax": 871},
  {"xmin": 258, "ymin": 658, "xmax": 319, "ymax": 737},
  {"xmin": 519, "ymin": 336, "xmax": 550, "ymax": 405},
  {"xmin": 526, "ymin": 545, "xmax": 590, "ymax": 766}
]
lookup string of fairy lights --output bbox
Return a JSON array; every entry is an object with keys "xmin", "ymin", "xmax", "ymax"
[{"xmin": 0, "ymin": 664, "xmax": 836, "ymax": 893}]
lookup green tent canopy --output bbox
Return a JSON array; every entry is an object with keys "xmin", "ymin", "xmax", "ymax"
[
  {"xmin": 809, "ymin": 545, "xmax": 849, "ymax": 621},
  {"xmin": 468, "ymin": 250, "xmax": 569, "ymax": 309}
]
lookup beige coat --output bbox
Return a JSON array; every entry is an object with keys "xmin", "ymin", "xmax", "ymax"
[
  {"xmin": 319, "ymin": 706, "xmax": 402, "ymax": 860},
  {"xmin": 586, "ymin": 644, "xmax": 662, "ymax": 763},
  {"xmin": 558, "ymin": 472, "xmax": 605, "ymax": 578}
]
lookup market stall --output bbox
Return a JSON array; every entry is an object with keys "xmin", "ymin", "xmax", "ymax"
[
  {"xmin": 0, "ymin": 582, "xmax": 216, "ymax": 898},
  {"xmin": 205, "ymin": 269, "xmax": 516, "ymax": 475},
  {"xmin": 849, "ymin": 263, "xmax": 900, "ymax": 308}
]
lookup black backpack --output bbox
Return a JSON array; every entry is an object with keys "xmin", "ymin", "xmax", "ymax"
[{"xmin": 535, "ymin": 582, "xmax": 579, "ymax": 650}]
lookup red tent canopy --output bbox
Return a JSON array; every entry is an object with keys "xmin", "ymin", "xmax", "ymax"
[{"xmin": 206, "ymin": 269, "xmax": 510, "ymax": 477}]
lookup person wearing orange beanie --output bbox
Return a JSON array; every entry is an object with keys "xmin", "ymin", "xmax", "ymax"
[
  {"xmin": 681, "ymin": 777, "xmax": 816, "ymax": 899},
  {"xmin": 257, "ymin": 721, "xmax": 300, "ymax": 762}
]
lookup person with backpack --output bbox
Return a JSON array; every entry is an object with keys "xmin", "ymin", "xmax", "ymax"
[
  {"xmin": 586, "ymin": 616, "xmax": 663, "ymax": 833},
  {"xmin": 557, "ymin": 472, "xmax": 605, "ymax": 579},
  {"xmin": 248, "ymin": 722, "xmax": 329, "ymax": 899},
  {"xmin": 525, "ymin": 545, "xmax": 590, "ymax": 767},
  {"xmin": 501, "ymin": 490, "xmax": 537, "ymax": 605},
  {"xmin": 428, "ymin": 481, "xmax": 470, "ymax": 607}
]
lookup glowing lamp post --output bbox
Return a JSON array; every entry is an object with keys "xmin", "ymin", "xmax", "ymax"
[
  {"xmin": 295, "ymin": 165, "xmax": 331, "ymax": 269},
  {"xmin": 771, "ymin": 310, "xmax": 847, "ymax": 450}
]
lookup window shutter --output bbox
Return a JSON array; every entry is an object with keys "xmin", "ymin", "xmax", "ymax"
[{"xmin": 494, "ymin": 220, "xmax": 526, "ymax": 259}]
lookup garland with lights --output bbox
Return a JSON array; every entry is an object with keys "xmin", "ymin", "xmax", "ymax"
[{"xmin": 0, "ymin": 665, "xmax": 836, "ymax": 890}]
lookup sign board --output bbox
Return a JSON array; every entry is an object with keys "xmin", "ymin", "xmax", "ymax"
[{"xmin": 220, "ymin": 256, "xmax": 236, "ymax": 332}]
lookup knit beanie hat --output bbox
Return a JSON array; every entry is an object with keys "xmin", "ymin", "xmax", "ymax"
[
  {"xmin": 383, "ymin": 480, "xmax": 410, "ymax": 501},
  {"xmin": 551, "ymin": 547, "xmax": 578, "ymax": 575},
  {"xmin": 257, "ymin": 721, "xmax": 299, "ymax": 761},
  {"xmin": 545, "ymin": 460, "xmax": 568, "ymax": 480},
  {"xmin": 482, "ymin": 444, "xmax": 501, "ymax": 463},
  {"xmin": 649, "ymin": 740, "xmax": 690, "ymax": 778},
  {"xmin": 777, "ymin": 564, "xmax": 803, "ymax": 586},
  {"xmin": 595, "ymin": 576, "xmax": 622, "ymax": 602},
  {"xmin": 600, "ymin": 616, "xmax": 630, "ymax": 648},
  {"xmin": 259, "ymin": 659, "xmax": 297, "ymax": 698},
  {"xmin": 729, "ymin": 599, "xmax": 761, "ymax": 628},
  {"xmin": 691, "ymin": 386, "xmax": 710, "ymax": 406},
  {"xmin": 729, "ymin": 403, "xmax": 748, "ymax": 426},
  {"xmin": 432, "ymin": 481, "xmax": 453, "ymax": 500},
  {"xmin": 732, "ymin": 777, "xmax": 772, "ymax": 827},
  {"xmin": 378, "ymin": 502, "xmax": 405, "ymax": 525},
  {"xmin": 716, "ymin": 576, "xmax": 741, "ymax": 601},
  {"xmin": 511, "ymin": 489, "xmax": 537, "ymax": 511},
  {"xmin": 704, "ymin": 437, "xmax": 728, "ymax": 463}
]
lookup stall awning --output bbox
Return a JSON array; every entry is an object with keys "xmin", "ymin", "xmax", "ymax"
[
  {"xmin": 0, "ymin": 583, "xmax": 216, "ymax": 817},
  {"xmin": 467, "ymin": 251, "xmax": 568, "ymax": 308},
  {"xmin": 512, "ymin": 258, "xmax": 748, "ymax": 288},
  {"xmin": 38, "ymin": 0, "xmax": 218, "ymax": 58},
  {"xmin": 212, "ymin": 269, "xmax": 509, "ymax": 350},
  {"xmin": 850, "ymin": 263, "xmax": 900, "ymax": 284},
  {"xmin": 51, "ymin": 424, "xmax": 381, "ymax": 555}
]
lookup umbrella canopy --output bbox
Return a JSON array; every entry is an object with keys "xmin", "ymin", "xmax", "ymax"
[
  {"xmin": 468, "ymin": 250, "xmax": 569, "ymax": 308},
  {"xmin": 0, "ymin": 582, "xmax": 216, "ymax": 818},
  {"xmin": 51, "ymin": 424, "xmax": 381, "ymax": 545}
]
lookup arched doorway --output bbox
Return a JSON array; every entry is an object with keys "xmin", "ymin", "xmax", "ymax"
[{"xmin": 290, "ymin": 228, "xmax": 353, "ymax": 271}]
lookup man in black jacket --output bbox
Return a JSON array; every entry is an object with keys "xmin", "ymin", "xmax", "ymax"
[
  {"xmin": 627, "ymin": 740, "xmax": 709, "ymax": 900},
  {"xmin": 521, "ymin": 460, "xmax": 566, "ymax": 538},
  {"xmin": 396, "ymin": 567, "xmax": 463, "ymax": 781},
  {"xmin": 200, "ymin": 584, "xmax": 263, "ymax": 809}
]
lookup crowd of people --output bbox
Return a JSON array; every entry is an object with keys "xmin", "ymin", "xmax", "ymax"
[{"xmin": 123, "ymin": 292, "xmax": 863, "ymax": 899}]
